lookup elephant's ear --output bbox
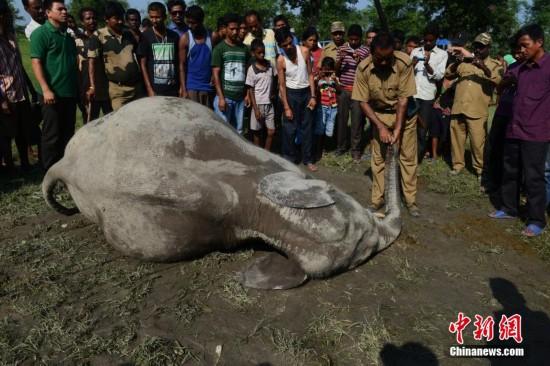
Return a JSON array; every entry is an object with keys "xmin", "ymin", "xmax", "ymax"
[{"xmin": 258, "ymin": 172, "xmax": 336, "ymax": 208}]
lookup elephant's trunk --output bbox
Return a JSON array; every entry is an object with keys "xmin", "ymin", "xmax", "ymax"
[{"xmin": 375, "ymin": 144, "xmax": 402, "ymax": 250}]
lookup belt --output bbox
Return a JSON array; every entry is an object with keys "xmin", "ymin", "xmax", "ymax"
[
  {"xmin": 373, "ymin": 107, "xmax": 395, "ymax": 114},
  {"xmin": 109, "ymin": 80, "xmax": 138, "ymax": 87}
]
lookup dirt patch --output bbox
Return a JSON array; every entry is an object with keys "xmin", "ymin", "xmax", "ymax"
[{"xmin": 1, "ymin": 157, "xmax": 549, "ymax": 365}]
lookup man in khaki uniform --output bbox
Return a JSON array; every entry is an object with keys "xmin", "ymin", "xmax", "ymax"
[
  {"xmin": 446, "ymin": 33, "xmax": 503, "ymax": 178},
  {"xmin": 87, "ymin": 2, "xmax": 143, "ymax": 110},
  {"xmin": 352, "ymin": 32, "xmax": 420, "ymax": 216},
  {"xmin": 319, "ymin": 21, "xmax": 345, "ymax": 67}
]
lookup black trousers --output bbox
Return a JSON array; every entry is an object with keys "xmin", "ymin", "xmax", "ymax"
[
  {"xmin": 336, "ymin": 90, "xmax": 364, "ymax": 154},
  {"xmin": 41, "ymin": 97, "xmax": 77, "ymax": 170},
  {"xmin": 501, "ymin": 139, "xmax": 549, "ymax": 228},
  {"xmin": 282, "ymin": 87, "xmax": 313, "ymax": 165},
  {"xmin": 483, "ymin": 114, "xmax": 509, "ymax": 191},
  {"xmin": 416, "ymin": 98, "xmax": 434, "ymax": 160},
  {"xmin": 89, "ymin": 100, "xmax": 113, "ymax": 122}
]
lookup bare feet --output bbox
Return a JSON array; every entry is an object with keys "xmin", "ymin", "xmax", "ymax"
[{"xmin": 307, "ymin": 163, "xmax": 318, "ymax": 172}]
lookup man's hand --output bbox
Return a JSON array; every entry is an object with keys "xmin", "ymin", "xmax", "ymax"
[
  {"xmin": 307, "ymin": 97, "xmax": 316, "ymax": 110},
  {"xmin": 424, "ymin": 50, "xmax": 431, "ymax": 63},
  {"xmin": 284, "ymin": 106, "xmax": 293, "ymax": 120},
  {"xmin": 244, "ymin": 95, "xmax": 251, "ymax": 108},
  {"xmin": 86, "ymin": 87, "xmax": 95, "ymax": 103},
  {"xmin": 390, "ymin": 128, "xmax": 401, "ymax": 145},
  {"xmin": 218, "ymin": 96, "xmax": 227, "ymax": 112},
  {"xmin": 179, "ymin": 86, "xmax": 188, "ymax": 98},
  {"xmin": 43, "ymin": 89, "xmax": 56, "ymax": 104},
  {"xmin": 1, "ymin": 100, "xmax": 11, "ymax": 114},
  {"xmin": 254, "ymin": 107, "xmax": 262, "ymax": 122},
  {"xmin": 412, "ymin": 56, "xmax": 419, "ymax": 66},
  {"xmin": 378, "ymin": 125, "xmax": 392, "ymax": 144}
]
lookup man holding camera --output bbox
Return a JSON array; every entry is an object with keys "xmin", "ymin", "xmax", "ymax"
[
  {"xmin": 410, "ymin": 26, "xmax": 448, "ymax": 161},
  {"xmin": 445, "ymin": 33, "xmax": 503, "ymax": 182}
]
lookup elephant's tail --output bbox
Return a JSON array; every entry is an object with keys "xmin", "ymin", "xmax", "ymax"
[
  {"xmin": 42, "ymin": 164, "xmax": 79, "ymax": 216},
  {"xmin": 376, "ymin": 144, "xmax": 402, "ymax": 250}
]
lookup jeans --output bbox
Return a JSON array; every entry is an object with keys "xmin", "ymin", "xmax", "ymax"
[
  {"xmin": 282, "ymin": 87, "xmax": 313, "ymax": 165},
  {"xmin": 214, "ymin": 96, "xmax": 245, "ymax": 135},
  {"xmin": 315, "ymin": 105, "xmax": 337, "ymax": 137},
  {"xmin": 501, "ymin": 139, "xmax": 549, "ymax": 228}
]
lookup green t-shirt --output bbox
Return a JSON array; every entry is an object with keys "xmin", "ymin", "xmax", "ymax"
[
  {"xmin": 211, "ymin": 40, "xmax": 249, "ymax": 101},
  {"xmin": 30, "ymin": 21, "xmax": 78, "ymax": 98}
]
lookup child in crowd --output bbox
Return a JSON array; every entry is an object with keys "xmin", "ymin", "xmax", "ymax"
[
  {"xmin": 314, "ymin": 57, "xmax": 339, "ymax": 160},
  {"xmin": 246, "ymin": 39, "xmax": 277, "ymax": 150}
]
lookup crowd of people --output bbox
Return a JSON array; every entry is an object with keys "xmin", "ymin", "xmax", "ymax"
[{"xmin": 0, "ymin": 0, "xmax": 548, "ymax": 235}]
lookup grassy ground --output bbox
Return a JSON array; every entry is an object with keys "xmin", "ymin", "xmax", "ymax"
[
  {"xmin": 1, "ymin": 33, "xmax": 548, "ymax": 365},
  {"xmin": 2, "ymin": 148, "xmax": 549, "ymax": 365}
]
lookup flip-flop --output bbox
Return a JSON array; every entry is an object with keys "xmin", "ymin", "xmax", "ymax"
[
  {"xmin": 488, "ymin": 210, "xmax": 515, "ymax": 219},
  {"xmin": 522, "ymin": 224, "xmax": 544, "ymax": 237}
]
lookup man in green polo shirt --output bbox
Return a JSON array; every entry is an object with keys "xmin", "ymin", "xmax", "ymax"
[{"xmin": 30, "ymin": 0, "xmax": 77, "ymax": 170}]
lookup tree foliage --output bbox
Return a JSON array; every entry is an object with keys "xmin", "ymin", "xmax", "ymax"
[
  {"xmin": 277, "ymin": 0, "xmax": 368, "ymax": 40},
  {"xmin": 195, "ymin": 0, "xmax": 279, "ymax": 32},
  {"xmin": 365, "ymin": 0, "xmax": 520, "ymax": 53},
  {"xmin": 527, "ymin": 0, "xmax": 550, "ymax": 39},
  {"xmin": 69, "ymin": 0, "xmax": 129, "ymax": 23}
]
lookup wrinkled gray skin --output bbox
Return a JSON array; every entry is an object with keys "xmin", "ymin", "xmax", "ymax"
[{"xmin": 43, "ymin": 97, "xmax": 401, "ymax": 289}]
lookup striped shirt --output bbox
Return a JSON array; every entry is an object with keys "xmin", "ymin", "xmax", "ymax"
[
  {"xmin": 318, "ymin": 78, "xmax": 337, "ymax": 107},
  {"xmin": 337, "ymin": 44, "xmax": 369, "ymax": 91},
  {"xmin": 0, "ymin": 35, "xmax": 27, "ymax": 104}
]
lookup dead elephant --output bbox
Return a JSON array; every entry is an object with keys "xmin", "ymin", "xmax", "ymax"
[{"xmin": 43, "ymin": 97, "xmax": 401, "ymax": 289}]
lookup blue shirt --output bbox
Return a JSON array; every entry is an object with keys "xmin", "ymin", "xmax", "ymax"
[{"xmin": 167, "ymin": 22, "xmax": 188, "ymax": 38}]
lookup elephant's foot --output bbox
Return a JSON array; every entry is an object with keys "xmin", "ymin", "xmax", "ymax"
[{"xmin": 238, "ymin": 252, "xmax": 307, "ymax": 290}]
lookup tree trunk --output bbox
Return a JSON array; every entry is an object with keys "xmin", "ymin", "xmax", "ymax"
[
  {"xmin": 309, "ymin": 0, "xmax": 322, "ymax": 26},
  {"xmin": 373, "ymin": 0, "xmax": 389, "ymax": 32}
]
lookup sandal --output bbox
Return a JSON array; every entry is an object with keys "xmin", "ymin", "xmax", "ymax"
[
  {"xmin": 522, "ymin": 224, "xmax": 544, "ymax": 237},
  {"xmin": 488, "ymin": 210, "xmax": 515, "ymax": 219}
]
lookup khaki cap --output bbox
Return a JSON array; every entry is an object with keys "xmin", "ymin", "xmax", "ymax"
[
  {"xmin": 473, "ymin": 32, "xmax": 492, "ymax": 46},
  {"xmin": 330, "ymin": 21, "xmax": 345, "ymax": 33}
]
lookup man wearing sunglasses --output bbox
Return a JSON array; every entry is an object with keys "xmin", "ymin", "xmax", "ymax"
[{"xmin": 167, "ymin": 0, "xmax": 187, "ymax": 38}]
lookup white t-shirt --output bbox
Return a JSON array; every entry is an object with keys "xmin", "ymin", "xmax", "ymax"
[
  {"xmin": 25, "ymin": 19, "xmax": 42, "ymax": 40},
  {"xmin": 245, "ymin": 63, "xmax": 277, "ymax": 105},
  {"xmin": 410, "ymin": 46, "xmax": 448, "ymax": 101}
]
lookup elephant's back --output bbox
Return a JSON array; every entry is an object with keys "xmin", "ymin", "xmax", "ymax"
[{"xmin": 67, "ymin": 97, "xmax": 299, "ymax": 174}]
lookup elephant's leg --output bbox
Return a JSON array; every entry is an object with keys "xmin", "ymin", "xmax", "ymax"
[{"xmin": 96, "ymin": 199, "xmax": 223, "ymax": 261}]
